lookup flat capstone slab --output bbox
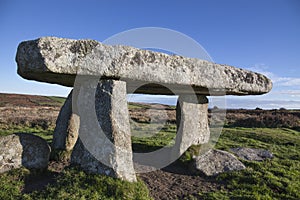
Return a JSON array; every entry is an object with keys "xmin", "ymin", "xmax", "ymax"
[{"xmin": 16, "ymin": 37, "xmax": 272, "ymax": 95}]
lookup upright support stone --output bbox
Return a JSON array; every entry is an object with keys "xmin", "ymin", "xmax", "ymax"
[
  {"xmin": 173, "ymin": 95, "xmax": 210, "ymax": 157},
  {"xmin": 51, "ymin": 90, "xmax": 79, "ymax": 161},
  {"xmin": 71, "ymin": 80, "xmax": 136, "ymax": 182}
]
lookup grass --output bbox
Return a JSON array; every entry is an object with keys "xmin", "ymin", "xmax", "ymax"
[
  {"xmin": 128, "ymin": 102, "xmax": 152, "ymax": 110},
  {"xmin": 47, "ymin": 96, "xmax": 66, "ymax": 105},
  {"xmin": 0, "ymin": 123, "xmax": 299, "ymax": 199},
  {"xmin": 33, "ymin": 169, "xmax": 151, "ymax": 200},
  {"xmin": 27, "ymin": 96, "xmax": 66, "ymax": 107},
  {"xmin": 0, "ymin": 125, "xmax": 54, "ymax": 144},
  {"xmin": 0, "ymin": 168, "xmax": 152, "ymax": 200},
  {"xmin": 127, "ymin": 102, "xmax": 175, "ymax": 110},
  {"xmin": 131, "ymin": 123, "xmax": 176, "ymax": 152}
]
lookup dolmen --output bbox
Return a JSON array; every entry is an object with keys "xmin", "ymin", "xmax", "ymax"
[{"xmin": 16, "ymin": 37, "xmax": 272, "ymax": 182}]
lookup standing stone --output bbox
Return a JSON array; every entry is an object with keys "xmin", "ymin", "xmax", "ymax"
[
  {"xmin": 71, "ymin": 79, "xmax": 136, "ymax": 182},
  {"xmin": 51, "ymin": 90, "xmax": 79, "ymax": 161},
  {"xmin": 173, "ymin": 95, "xmax": 210, "ymax": 157},
  {"xmin": 192, "ymin": 149, "xmax": 246, "ymax": 176},
  {"xmin": 0, "ymin": 133, "xmax": 50, "ymax": 173}
]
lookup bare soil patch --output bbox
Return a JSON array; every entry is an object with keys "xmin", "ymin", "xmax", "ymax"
[{"xmin": 138, "ymin": 161, "xmax": 224, "ymax": 200}]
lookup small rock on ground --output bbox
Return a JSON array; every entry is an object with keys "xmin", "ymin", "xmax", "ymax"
[
  {"xmin": 0, "ymin": 133, "xmax": 50, "ymax": 173},
  {"xmin": 193, "ymin": 149, "xmax": 246, "ymax": 176},
  {"xmin": 230, "ymin": 147, "xmax": 273, "ymax": 161}
]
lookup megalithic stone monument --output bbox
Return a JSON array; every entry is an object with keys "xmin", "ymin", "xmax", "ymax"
[{"xmin": 16, "ymin": 37, "xmax": 272, "ymax": 182}]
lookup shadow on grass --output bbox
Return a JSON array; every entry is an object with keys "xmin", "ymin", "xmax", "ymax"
[{"xmin": 22, "ymin": 170, "xmax": 60, "ymax": 194}]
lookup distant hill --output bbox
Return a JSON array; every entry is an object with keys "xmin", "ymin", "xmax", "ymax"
[
  {"xmin": 0, "ymin": 93, "xmax": 66, "ymax": 107},
  {"xmin": 0, "ymin": 93, "xmax": 299, "ymax": 130}
]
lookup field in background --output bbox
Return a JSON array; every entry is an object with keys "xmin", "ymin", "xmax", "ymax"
[{"xmin": 0, "ymin": 93, "xmax": 299, "ymax": 199}]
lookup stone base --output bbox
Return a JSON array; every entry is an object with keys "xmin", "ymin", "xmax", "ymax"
[{"xmin": 70, "ymin": 79, "xmax": 136, "ymax": 182}]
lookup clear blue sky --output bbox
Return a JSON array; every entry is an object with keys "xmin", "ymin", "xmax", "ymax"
[{"xmin": 1, "ymin": 0, "xmax": 299, "ymax": 109}]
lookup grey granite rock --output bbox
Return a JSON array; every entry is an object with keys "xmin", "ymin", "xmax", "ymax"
[
  {"xmin": 193, "ymin": 149, "xmax": 246, "ymax": 176},
  {"xmin": 173, "ymin": 95, "xmax": 210, "ymax": 157},
  {"xmin": 16, "ymin": 37, "xmax": 272, "ymax": 95},
  {"xmin": 230, "ymin": 147, "xmax": 273, "ymax": 161},
  {"xmin": 71, "ymin": 80, "xmax": 136, "ymax": 182},
  {"xmin": 0, "ymin": 133, "xmax": 50, "ymax": 173},
  {"xmin": 52, "ymin": 90, "xmax": 79, "ymax": 161}
]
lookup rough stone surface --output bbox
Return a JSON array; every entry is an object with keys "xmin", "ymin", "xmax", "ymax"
[
  {"xmin": 230, "ymin": 147, "xmax": 273, "ymax": 161},
  {"xmin": 52, "ymin": 90, "xmax": 79, "ymax": 153},
  {"xmin": 173, "ymin": 95, "xmax": 210, "ymax": 157},
  {"xmin": 0, "ymin": 133, "xmax": 50, "ymax": 173},
  {"xmin": 193, "ymin": 149, "xmax": 246, "ymax": 176},
  {"xmin": 71, "ymin": 79, "xmax": 136, "ymax": 182},
  {"xmin": 16, "ymin": 37, "xmax": 272, "ymax": 95}
]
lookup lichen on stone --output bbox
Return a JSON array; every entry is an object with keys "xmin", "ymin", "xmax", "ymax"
[{"xmin": 69, "ymin": 40, "xmax": 98, "ymax": 58}]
